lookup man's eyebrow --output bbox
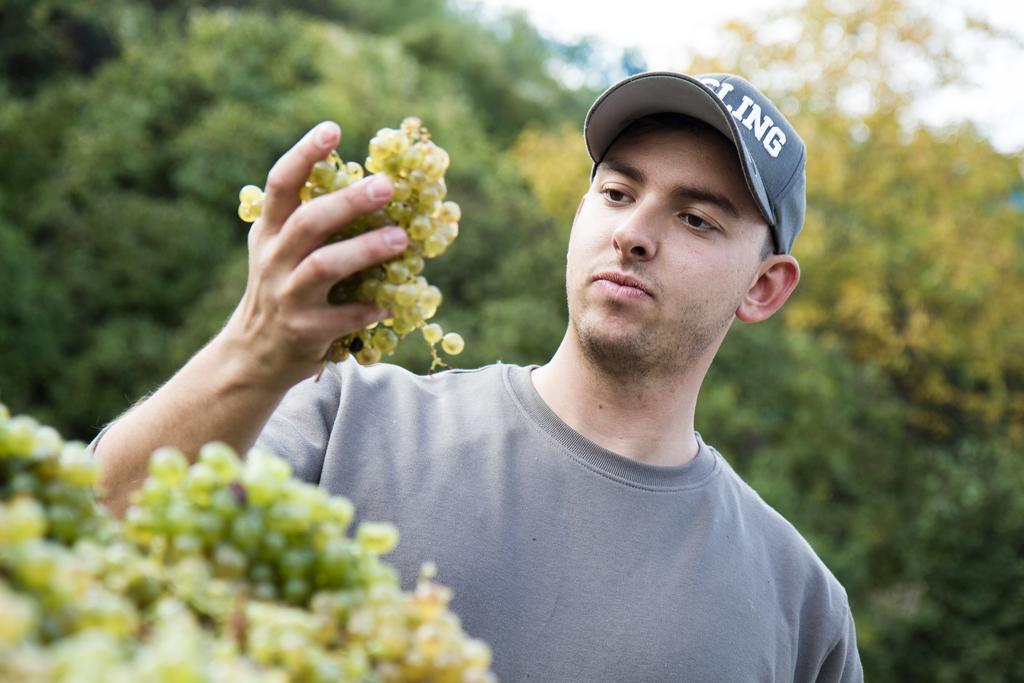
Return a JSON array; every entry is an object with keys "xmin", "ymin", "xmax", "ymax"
[
  {"xmin": 673, "ymin": 185, "xmax": 740, "ymax": 219},
  {"xmin": 597, "ymin": 157, "xmax": 741, "ymax": 219},
  {"xmin": 597, "ymin": 158, "xmax": 646, "ymax": 184}
]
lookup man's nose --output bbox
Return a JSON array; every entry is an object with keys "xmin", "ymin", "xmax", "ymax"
[{"xmin": 612, "ymin": 209, "xmax": 658, "ymax": 261}]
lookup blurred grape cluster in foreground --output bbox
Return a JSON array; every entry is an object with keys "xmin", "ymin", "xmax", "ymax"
[{"xmin": 0, "ymin": 402, "xmax": 495, "ymax": 683}]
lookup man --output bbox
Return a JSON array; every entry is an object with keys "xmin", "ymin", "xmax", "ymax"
[{"xmin": 95, "ymin": 71, "xmax": 863, "ymax": 681}]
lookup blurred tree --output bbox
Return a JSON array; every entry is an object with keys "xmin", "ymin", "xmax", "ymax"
[
  {"xmin": 0, "ymin": 0, "xmax": 121, "ymax": 95},
  {"xmin": 685, "ymin": 0, "xmax": 1024, "ymax": 678},
  {"xmin": 0, "ymin": 216, "xmax": 69, "ymax": 428},
  {"xmin": 510, "ymin": 122, "xmax": 591, "ymax": 229},
  {"xmin": 396, "ymin": 10, "xmax": 594, "ymax": 145},
  {"xmin": 872, "ymin": 439, "xmax": 1024, "ymax": 682},
  {"xmin": 690, "ymin": 0, "xmax": 1024, "ymax": 447},
  {"xmin": 0, "ymin": 2, "xmax": 590, "ymax": 433}
]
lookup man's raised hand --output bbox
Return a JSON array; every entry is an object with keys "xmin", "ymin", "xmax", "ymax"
[{"xmin": 223, "ymin": 121, "xmax": 409, "ymax": 392}]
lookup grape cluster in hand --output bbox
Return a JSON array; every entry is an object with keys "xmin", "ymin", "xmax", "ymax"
[{"xmin": 238, "ymin": 118, "xmax": 465, "ymax": 371}]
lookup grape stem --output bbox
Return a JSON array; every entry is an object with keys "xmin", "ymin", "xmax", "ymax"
[{"xmin": 428, "ymin": 344, "xmax": 449, "ymax": 374}]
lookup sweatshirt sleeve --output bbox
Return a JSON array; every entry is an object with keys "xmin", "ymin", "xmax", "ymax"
[
  {"xmin": 254, "ymin": 362, "xmax": 344, "ymax": 484},
  {"xmin": 816, "ymin": 608, "xmax": 864, "ymax": 682}
]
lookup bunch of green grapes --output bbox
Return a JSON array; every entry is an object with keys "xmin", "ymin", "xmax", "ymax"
[
  {"xmin": 123, "ymin": 441, "xmax": 399, "ymax": 611},
  {"xmin": 124, "ymin": 442, "xmax": 494, "ymax": 681},
  {"xmin": 0, "ymin": 401, "xmax": 495, "ymax": 682},
  {"xmin": 238, "ymin": 117, "xmax": 465, "ymax": 371},
  {"xmin": 242, "ymin": 563, "xmax": 492, "ymax": 682}
]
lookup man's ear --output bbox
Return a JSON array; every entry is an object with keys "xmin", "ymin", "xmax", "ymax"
[{"xmin": 735, "ymin": 255, "xmax": 801, "ymax": 323}]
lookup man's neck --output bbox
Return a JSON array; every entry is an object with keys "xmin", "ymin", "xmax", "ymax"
[{"xmin": 531, "ymin": 334, "xmax": 711, "ymax": 468}]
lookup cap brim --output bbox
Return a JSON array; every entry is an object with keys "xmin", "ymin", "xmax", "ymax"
[{"xmin": 584, "ymin": 72, "xmax": 777, "ymax": 230}]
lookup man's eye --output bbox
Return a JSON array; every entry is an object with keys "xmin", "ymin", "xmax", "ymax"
[
  {"xmin": 682, "ymin": 213, "xmax": 715, "ymax": 231},
  {"xmin": 604, "ymin": 189, "xmax": 628, "ymax": 202}
]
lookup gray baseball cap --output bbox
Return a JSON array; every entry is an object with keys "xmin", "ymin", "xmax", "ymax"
[{"xmin": 584, "ymin": 71, "xmax": 806, "ymax": 254}]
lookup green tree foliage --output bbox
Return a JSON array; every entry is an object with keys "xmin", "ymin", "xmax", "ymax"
[
  {"xmin": 0, "ymin": 2, "xmax": 583, "ymax": 434},
  {"xmin": 686, "ymin": 0, "xmax": 1024, "ymax": 678},
  {"xmin": 871, "ymin": 439, "xmax": 1024, "ymax": 682},
  {"xmin": 693, "ymin": 0, "xmax": 1024, "ymax": 447},
  {"xmin": 0, "ymin": 217, "xmax": 70, "ymax": 428},
  {"xmin": 0, "ymin": 1, "xmax": 121, "ymax": 95}
]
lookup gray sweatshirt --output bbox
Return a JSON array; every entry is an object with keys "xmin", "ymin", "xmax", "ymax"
[{"xmin": 255, "ymin": 360, "xmax": 863, "ymax": 682}]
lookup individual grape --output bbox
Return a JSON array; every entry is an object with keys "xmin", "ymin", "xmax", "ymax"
[
  {"xmin": 1, "ymin": 497, "xmax": 47, "ymax": 544},
  {"xmin": 419, "ymin": 179, "xmax": 446, "ymax": 204},
  {"xmin": 385, "ymin": 260, "xmax": 409, "ymax": 284},
  {"xmin": 436, "ymin": 221, "xmax": 459, "ymax": 243},
  {"xmin": 56, "ymin": 442, "xmax": 98, "ymax": 487},
  {"xmin": 149, "ymin": 446, "xmax": 189, "ymax": 486},
  {"xmin": 372, "ymin": 327, "xmax": 399, "ymax": 355},
  {"xmin": 310, "ymin": 159, "xmax": 336, "ymax": 187},
  {"xmin": 237, "ymin": 116, "xmax": 465, "ymax": 372},
  {"xmin": 422, "ymin": 323, "xmax": 443, "ymax": 345},
  {"xmin": 198, "ymin": 441, "xmax": 242, "ymax": 483},
  {"xmin": 408, "ymin": 213, "xmax": 432, "ymax": 240},
  {"xmin": 32, "ymin": 424, "xmax": 63, "ymax": 456},
  {"xmin": 346, "ymin": 161, "xmax": 364, "ymax": 180},
  {"xmin": 356, "ymin": 346, "xmax": 382, "ymax": 366},
  {"xmin": 403, "ymin": 253, "xmax": 425, "ymax": 275},
  {"xmin": 230, "ymin": 510, "xmax": 264, "ymax": 551},
  {"xmin": 239, "ymin": 184, "xmax": 263, "ymax": 204},
  {"xmin": 423, "ymin": 231, "xmax": 448, "ymax": 258},
  {"xmin": 421, "ymin": 285, "xmax": 443, "ymax": 309},
  {"xmin": 437, "ymin": 200, "xmax": 461, "ymax": 223},
  {"xmin": 392, "ymin": 316, "xmax": 417, "ymax": 336},
  {"xmin": 355, "ymin": 522, "xmax": 400, "ymax": 555},
  {"xmin": 442, "ymin": 332, "xmax": 465, "ymax": 355},
  {"xmin": 326, "ymin": 496, "xmax": 355, "ymax": 528},
  {"xmin": 395, "ymin": 283, "xmax": 418, "ymax": 307},
  {"xmin": 0, "ymin": 414, "xmax": 38, "ymax": 455},
  {"xmin": 392, "ymin": 179, "xmax": 412, "ymax": 201},
  {"xmin": 407, "ymin": 167, "xmax": 429, "ymax": 189}
]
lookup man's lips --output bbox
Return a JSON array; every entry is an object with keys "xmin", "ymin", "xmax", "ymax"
[{"xmin": 591, "ymin": 271, "xmax": 654, "ymax": 300}]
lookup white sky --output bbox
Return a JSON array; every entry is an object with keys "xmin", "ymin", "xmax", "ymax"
[{"xmin": 469, "ymin": 0, "xmax": 1024, "ymax": 155}]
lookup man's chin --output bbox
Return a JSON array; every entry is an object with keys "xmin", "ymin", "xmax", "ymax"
[
  {"xmin": 571, "ymin": 307, "xmax": 725, "ymax": 380},
  {"xmin": 575, "ymin": 325, "xmax": 660, "ymax": 379}
]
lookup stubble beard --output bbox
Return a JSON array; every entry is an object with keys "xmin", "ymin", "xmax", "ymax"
[{"xmin": 571, "ymin": 297, "xmax": 729, "ymax": 384}]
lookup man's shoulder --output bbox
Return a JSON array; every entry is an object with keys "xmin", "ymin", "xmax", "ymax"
[{"xmin": 707, "ymin": 441, "xmax": 852, "ymax": 618}]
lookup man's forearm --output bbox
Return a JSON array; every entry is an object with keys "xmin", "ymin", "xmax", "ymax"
[{"xmin": 93, "ymin": 333, "xmax": 287, "ymax": 517}]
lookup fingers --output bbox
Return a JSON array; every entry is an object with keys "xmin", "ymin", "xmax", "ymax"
[
  {"xmin": 261, "ymin": 121, "xmax": 341, "ymax": 231},
  {"xmin": 279, "ymin": 301, "xmax": 389, "ymax": 345},
  {"xmin": 286, "ymin": 226, "xmax": 409, "ymax": 305},
  {"xmin": 315, "ymin": 301, "xmax": 392, "ymax": 339},
  {"xmin": 275, "ymin": 174, "xmax": 394, "ymax": 266}
]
